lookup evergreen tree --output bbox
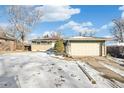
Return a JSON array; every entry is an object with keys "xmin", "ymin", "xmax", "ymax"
[{"xmin": 54, "ymin": 39, "xmax": 64, "ymax": 53}]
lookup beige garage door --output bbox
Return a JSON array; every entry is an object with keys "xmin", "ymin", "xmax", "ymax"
[{"xmin": 70, "ymin": 42, "xmax": 100, "ymax": 56}]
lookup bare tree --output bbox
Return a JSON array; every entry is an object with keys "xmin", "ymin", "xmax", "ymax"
[
  {"xmin": 7, "ymin": 5, "xmax": 43, "ymax": 50},
  {"xmin": 112, "ymin": 19, "xmax": 124, "ymax": 42},
  {"xmin": 43, "ymin": 31, "xmax": 61, "ymax": 39},
  {"xmin": 0, "ymin": 26, "xmax": 6, "ymax": 37},
  {"xmin": 78, "ymin": 29, "xmax": 96, "ymax": 37}
]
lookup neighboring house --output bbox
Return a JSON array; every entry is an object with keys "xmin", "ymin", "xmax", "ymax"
[
  {"xmin": 31, "ymin": 38, "xmax": 57, "ymax": 51},
  {"xmin": 31, "ymin": 36, "xmax": 110, "ymax": 56},
  {"xmin": 0, "ymin": 31, "xmax": 15, "ymax": 51}
]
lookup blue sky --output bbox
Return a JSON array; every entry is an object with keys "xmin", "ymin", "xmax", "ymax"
[{"xmin": 0, "ymin": 5, "xmax": 123, "ymax": 39}]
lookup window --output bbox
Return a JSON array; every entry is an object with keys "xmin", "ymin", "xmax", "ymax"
[
  {"xmin": 32, "ymin": 40, "xmax": 52, "ymax": 45},
  {"xmin": 41, "ymin": 41, "xmax": 52, "ymax": 44},
  {"xmin": 37, "ymin": 42, "xmax": 40, "ymax": 44},
  {"xmin": 32, "ymin": 41, "xmax": 36, "ymax": 44}
]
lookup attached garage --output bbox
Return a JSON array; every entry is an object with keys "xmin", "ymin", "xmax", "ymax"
[
  {"xmin": 65, "ymin": 36, "xmax": 109, "ymax": 57},
  {"xmin": 70, "ymin": 41, "xmax": 100, "ymax": 56}
]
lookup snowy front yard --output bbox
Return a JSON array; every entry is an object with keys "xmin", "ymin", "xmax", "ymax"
[{"xmin": 0, "ymin": 52, "xmax": 124, "ymax": 88}]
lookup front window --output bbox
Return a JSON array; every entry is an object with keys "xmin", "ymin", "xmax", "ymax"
[
  {"xmin": 32, "ymin": 40, "xmax": 52, "ymax": 45},
  {"xmin": 32, "ymin": 41, "xmax": 36, "ymax": 44},
  {"xmin": 37, "ymin": 42, "xmax": 40, "ymax": 44}
]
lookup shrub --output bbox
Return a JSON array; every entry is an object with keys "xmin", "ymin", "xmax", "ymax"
[{"xmin": 54, "ymin": 39, "xmax": 65, "ymax": 53}]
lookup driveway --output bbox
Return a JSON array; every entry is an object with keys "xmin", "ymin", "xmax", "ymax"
[
  {"xmin": 0, "ymin": 52, "xmax": 93, "ymax": 88},
  {"xmin": 0, "ymin": 52, "xmax": 123, "ymax": 88}
]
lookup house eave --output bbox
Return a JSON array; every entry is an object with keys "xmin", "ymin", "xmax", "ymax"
[
  {"xmin": 0, "ymin": 37, "xmax": 15, "ymax": 41},
  {"xmin": 64, "ymin": 37, "xmax": 112, "ymax": 42}
]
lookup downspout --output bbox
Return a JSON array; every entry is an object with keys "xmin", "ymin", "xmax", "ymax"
[{"xmin": 66, "ymin": 40, "xmax": 70, "ymax": 56}]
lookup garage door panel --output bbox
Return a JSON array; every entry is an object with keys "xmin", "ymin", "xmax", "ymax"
[{"xmin": 70, "ymin": 42, "xmax": 100, "ymax": 56}]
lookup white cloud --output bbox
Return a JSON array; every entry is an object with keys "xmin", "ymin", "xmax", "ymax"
[
  {"xmin": 28, "ymin": 33, "xmax": 41, "ymax": 40},
  {"xmin": 119, "ymin": 6, "xmax": 124, "ymax": 11},
  {"xmin": 0, "ymin": 22, "xmax": 9, "ymax": 27},
  {"xmin": 58, "ymin": 21, "xmax": 97, "ymax": 35},
  {"xmin": 35, "ymin": 5, "xmax": 80, "ymax": 22},
  {"xmin": 81, "ymin": 21, "xmax": 93, "ymax": 26},
  {"xmin": 119, "ymin": 6, "xmax": 124, "ymax": 18},
  {"xmin": 101, "ymin": 22, "xmax": 114, "ymax": 30},
  {"xmin": 101, "ymin": 25, "xmax": 108, "ymax": 29},
  {"xmin": 59, "ymin": 21, "xmax": 94, "ymax": 30},
  {"xmin": 103, "ymin": 35, "xmax": 113, "ymax": 38}
]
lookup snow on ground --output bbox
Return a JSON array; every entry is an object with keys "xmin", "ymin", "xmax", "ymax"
[
  {"xmin": 0, "ymin": 52, "xmax": 124, "ymax": 88},
  {"xmin": 77, "ymin": 62, "xmax": 123, "ymax": 88},
  {"xmin": 100, "ymin": 62, "xmax": 124, "ymax": 77},
  {"xmin": 0, "ymin": 52, "xmax": 93, "ymax": 88},
  {"xmin": 107, "ymin": 57, "xmax": 124, "ymax": 65}
]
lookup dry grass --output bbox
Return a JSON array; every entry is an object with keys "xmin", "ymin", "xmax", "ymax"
[
  {"xmin": 64, "ymin": 56, "xmax": 124, "ymax": 83},
  {"xmin": 78, "ymin": 57, "xmax": 124, "ymax": 83}
]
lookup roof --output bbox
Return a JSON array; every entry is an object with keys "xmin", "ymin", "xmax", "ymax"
[
  {"xmin": 64, "ymin": 36, "xmax": 112, "ymax": 41},
  {"xmin": 31, "ymin": 36, "xmax": 112, "ymax": 42},
  {"xmin": 31, "ymin": 38, "xmax": 59, "ymax": 42},
  {"xmin": 0, "ymin": 31, "xmax": 15, "ymax": 41}
]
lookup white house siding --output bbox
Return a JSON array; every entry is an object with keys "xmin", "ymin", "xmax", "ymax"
[
  {"xmin": 31, "ymin": 43, "xmax": 53, "ymax": 51},
  {"xmin": 51, "ymin": 42, "xmax": 55, "ymax": 47},
  {"xmin": 101, "ymin": 42, "xmax": 106, "ymax": 56}
]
